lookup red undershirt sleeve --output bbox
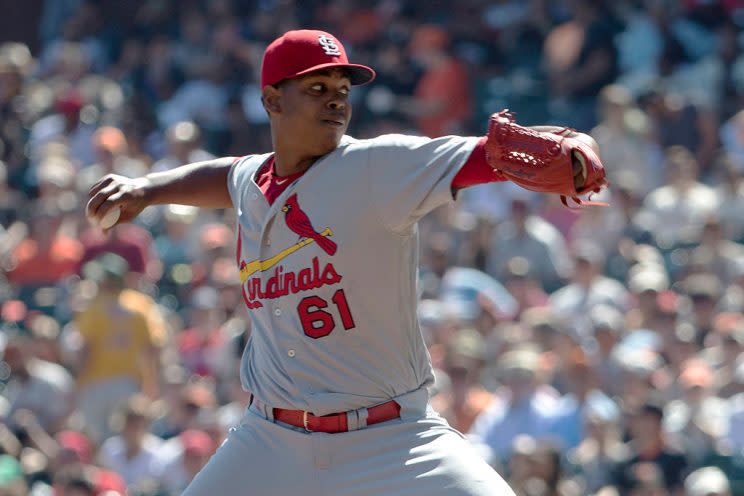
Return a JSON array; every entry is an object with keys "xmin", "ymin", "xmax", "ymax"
[{"xmin": 451, "ymin": 136, "xmax": 506, "ymax": 190}]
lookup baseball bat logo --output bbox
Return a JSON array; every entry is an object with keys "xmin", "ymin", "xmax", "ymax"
[{"xmin": 236, "ymin": 194, "xmax": 342, "ymax": 309}]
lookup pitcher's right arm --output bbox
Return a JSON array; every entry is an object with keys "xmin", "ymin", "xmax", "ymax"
[{"xmin": 86, "ymin": 157, "xmax": 237, "ymax": 229}]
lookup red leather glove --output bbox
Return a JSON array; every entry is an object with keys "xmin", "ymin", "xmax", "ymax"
[{"xmin": 485, "ymin": 110, "xmax": 608, "ymax": 207}]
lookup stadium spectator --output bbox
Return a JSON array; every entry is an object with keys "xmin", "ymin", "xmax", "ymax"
[
  {"xmin": 98, "ymin": 394, "xmax": 162, "ymax": 491},
  {"xmin": 469, "ymin": 347, "xmax": 562, "ymax": 463},
  {"xmin": 71, "ymin": 254, "xmax": 160, "ymax": 440},
  {"xmin": 611, "ymin": 400, "xmax": 689, "ymax": 493}
]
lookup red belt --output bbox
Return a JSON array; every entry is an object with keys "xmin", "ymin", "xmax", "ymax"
[{"xmin": 270, "ymin": 400, "xmax": 401, "ymax": 433}]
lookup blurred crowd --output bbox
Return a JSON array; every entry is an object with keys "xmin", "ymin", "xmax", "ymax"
[{"xmin": 1, "ymin": 0, "xmax": 744, "ymax": 495}]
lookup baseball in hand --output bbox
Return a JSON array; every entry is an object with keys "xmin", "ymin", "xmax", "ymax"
[
  {"xmin": 570, "ymin": 133, "xmax": 599, "ymax": 191},
  {"xmin": 96, "ymin": 206, "xmax": 121, "ymax": 229}
]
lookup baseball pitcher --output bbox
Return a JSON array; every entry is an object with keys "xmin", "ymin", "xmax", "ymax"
[{"xmin": 87, "ymin": 30, "xmax": 607, "ymax": 495}]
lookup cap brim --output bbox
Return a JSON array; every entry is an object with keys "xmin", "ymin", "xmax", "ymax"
[{"xmin": 293, "ymin": 62, "xmax": 376, "ymax": 86}]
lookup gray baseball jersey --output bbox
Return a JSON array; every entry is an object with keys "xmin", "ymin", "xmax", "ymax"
[
  {"xmin": 228, "ymin": 133, "xmax": 477, "ymax": 415},
  {"xmin": 182, "ymin": 133, "xmax": 517, "ymax": 496}
]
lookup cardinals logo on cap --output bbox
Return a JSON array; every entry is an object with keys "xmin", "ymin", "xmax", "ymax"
[{"xmin": 318, "ymin": 35, "xmax": 341, "ymax": 56}]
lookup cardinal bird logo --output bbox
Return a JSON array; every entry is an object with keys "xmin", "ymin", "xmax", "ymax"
[{"xmin": 281, "ymin": 194, "xmax": 337, "ymax": 256}]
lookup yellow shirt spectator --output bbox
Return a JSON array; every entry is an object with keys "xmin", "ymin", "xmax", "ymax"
[
  {"xmin": 74, "ymin": 294, "xmax": 155, "ymax": 387},
  {"xmin": 120, "ymin": 288, "xmax": 168, "ymax": 348}
]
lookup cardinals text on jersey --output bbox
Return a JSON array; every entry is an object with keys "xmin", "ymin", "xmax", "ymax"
[{"xmin": 236, "ymin": 193, "xmax": 355, "ymax": 338}]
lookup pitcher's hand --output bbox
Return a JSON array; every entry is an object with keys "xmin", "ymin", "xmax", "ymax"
[{"xmin": 86, "ymin": 174, "xmax": 151, "ymax": 230}]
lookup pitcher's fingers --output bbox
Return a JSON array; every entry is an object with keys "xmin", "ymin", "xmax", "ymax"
[
  {"xmin": 86, "ymin": 184, "xmax": 118, "ymax": 218},
  {"xmin": 88, "ymin": 175, "xmax": 115, "ymax": 198}
]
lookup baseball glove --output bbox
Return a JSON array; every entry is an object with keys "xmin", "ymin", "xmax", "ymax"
[{"xmin": 485, "ymin": 110, "xmax": 608, "ymax": 207}]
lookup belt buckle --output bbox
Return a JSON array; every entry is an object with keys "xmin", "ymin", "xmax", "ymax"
[{"xmin": 303, "ymin": 411, "xmax": 313, "ymax": 432}]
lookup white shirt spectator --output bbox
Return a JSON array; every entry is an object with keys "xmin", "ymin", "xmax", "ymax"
[
  {"xmin": 99, "ymin": 433, "xmax": 163, "ymax": 488},
  {"xmin": 549, "ymin": 276, "xmax": 628, "ymax": 333},
  {"xmin": 469, "ymin": 387, "xmax": 562, "ymax": 463},
  {"xmin": 487, "ymin": 213, "xmax": 571, "ymax": 291},
  {"xmin": 591, "ymin": 118, "xmax": 663, "ymax": 196},
  {"xmin": 638, "ymin": 181, "xmax": 719, "ymax": 247},
  {"xmin": 3, "ymin": 358, "xmax": 73, "ymax": 431}
]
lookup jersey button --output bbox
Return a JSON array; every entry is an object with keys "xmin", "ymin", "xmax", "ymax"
[
  {"xmin": 287, "ymin": 349, "xmax": 296, "ymax": 357},
  {"xmin": 252, "ymin": 193, "xmax": 258, "ymax": 200},
  {"xmin": 274, "ymin": 308, "xmax": 282, "ymax": 316}
]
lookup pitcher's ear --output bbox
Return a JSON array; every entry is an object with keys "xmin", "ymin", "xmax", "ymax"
[{"xmin": 262, "ymin": 86, "xmax": 281, "ymax": 114}]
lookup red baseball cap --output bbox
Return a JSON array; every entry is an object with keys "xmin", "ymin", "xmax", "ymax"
[
  {"xmin": 180, "ymin": 429, "xmax": 216, "ymax": 457},
  {"xmin": 261, "ymin": 30, "xmax": 375, "ymax": 88},
  {"xmin": 56, "ymin": 430, "xmax": 92, "ymax": 464}
]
